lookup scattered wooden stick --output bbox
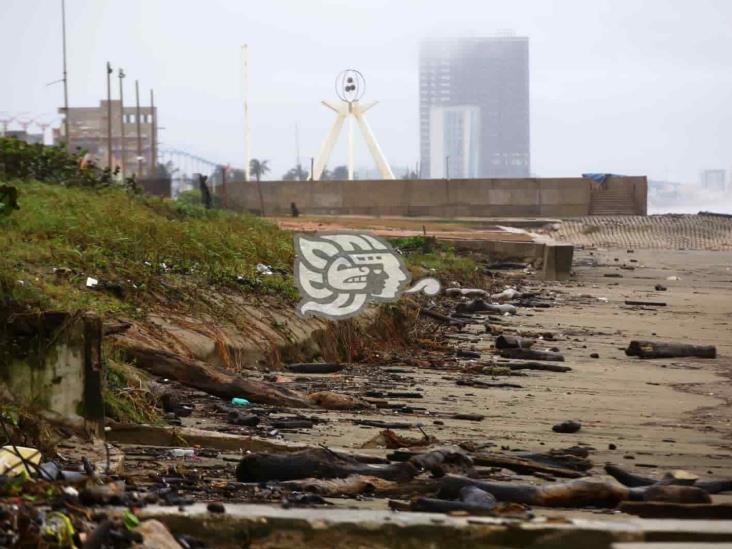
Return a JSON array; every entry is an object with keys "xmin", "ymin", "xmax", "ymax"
[
  {"xmin": 499, "ymin": 361, "xmax": 572, "ymax": 373},
  {"xmin": 471, "ymin": 452, "xmax": 584, "ymax": 479},
  {"xmin": 498, "ymin": 348, "xmax": 565, "ymax": 362},
  {"xmin": 285, "ymin": 363, "xmax": 344, "ymax": 374}
]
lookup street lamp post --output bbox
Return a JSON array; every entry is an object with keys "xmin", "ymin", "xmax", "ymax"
[{"xmin": 118, "ymin": 69, "xmax": 126, "ymax": 180}]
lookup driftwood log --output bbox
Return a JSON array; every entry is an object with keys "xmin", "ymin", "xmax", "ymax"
[
  {"xmin": 625, "ymin": 340, "xmax": 716, "ymax": 359},
  {"xmin": 285, "ymin": 363, "xmax": 344, "ymax": 374},
  {"xmin": 495, "ymin": 335, "xmax": 535, "ymax": 349},
  {"xmin": 419, "ymin": 308, "xmax": 468, "ymax": 325},
  {"xmin": 235, "ymin": 448, "xmax": 418, "ymax": 483},
  {"xmin": 500, "ymin": 361, "xmax": 571, "ymax": 373},
  {"xmin": 471, "ymin": 453, "xmax": 583, "ymax": 479},
  {"xmin": 120, "ymin": 345, "xmax": 312, "ymax": 408},
  {"xmin": 437, "ymin": 475, "xmax": 711, "ymax": 508},
  {"xmin": 605, "ymin": 463, "xmax": 732, "ymax": 494},
  {"xmin": 412, "ymin": 486, "xmax": 497, "ymax": 515},
  {"xmin": 456, "ymin": 379, "xmax": 523, "ymax": 389},
  {"xmin": 499, "ymin": 348, "xmax": 565, "ymax": 362}
]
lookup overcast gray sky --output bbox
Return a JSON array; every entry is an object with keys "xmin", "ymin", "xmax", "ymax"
[{"xmin": 1, "ymin": 0, "xmax": 731, "ymax": 184}]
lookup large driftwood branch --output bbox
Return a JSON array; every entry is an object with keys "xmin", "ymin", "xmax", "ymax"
[
  {"xmin": 120, "ymin": 345, "xmax": 312, "ymax": 408},
  {"xmin": 437, "ymin": 475, "xmax": 710, "ymax": 508},
  {"xmin": 235, "ymin": 448, "xmax": 418, "ymax": 483}
]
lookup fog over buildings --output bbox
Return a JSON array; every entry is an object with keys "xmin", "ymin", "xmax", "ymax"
[
  {"xmin": 420, "ymin": 35, "xmax": 530, "ymax": 179},
  {"xmin": 1, "ymin": 0, "xmax": 731, "ymax": 210}
]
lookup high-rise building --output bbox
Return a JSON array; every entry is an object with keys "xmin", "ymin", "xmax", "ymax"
[
  {"xmin": 419, "ymin": 35, "xmax": 530, "ymax": 179},
  {"xmin": 700, "ymin": 169, "xmax": 727, "ymax": 192},
  {"xmin": 58, "ymin": 100, "xmax": 157, "ymax": 178}
]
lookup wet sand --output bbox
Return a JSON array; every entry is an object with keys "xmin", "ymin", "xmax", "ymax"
[{"xmin": 275, "ymin": 247, "xmax": 732, "ymax": 511}]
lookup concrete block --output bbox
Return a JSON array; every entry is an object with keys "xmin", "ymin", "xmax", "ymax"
[
  {"xmin": 542, "ymin": 243, "xmax": 574, "ymax": 281},
  {"xmin": 0, "ymin": 312, "xmax": 104, "ymax": 434}
]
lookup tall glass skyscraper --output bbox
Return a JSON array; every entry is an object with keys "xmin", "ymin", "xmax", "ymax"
[{"xmin": 419, "ymin": 35, "xmax": 530, "ymax": 179}]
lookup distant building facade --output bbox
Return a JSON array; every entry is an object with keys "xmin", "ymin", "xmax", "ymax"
[
  {"xmin": 419, "ymin": 35, "xmax": 530, "ymax": 179},
  {"xmin": 4, "ymin": 130, "xmax": 44, "ymax": 145},
  {"xmin": 59, "ymin": 100, "xmax": 157, "ymax": 177},
  {"xmin": 700, "ymin": 169, "xmax": 727, "ymax": 192}
]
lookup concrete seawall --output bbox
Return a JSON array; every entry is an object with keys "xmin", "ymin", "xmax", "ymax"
[{"xmin": 218, "ymin": 176, "xmax": 647, "ymax": 218}]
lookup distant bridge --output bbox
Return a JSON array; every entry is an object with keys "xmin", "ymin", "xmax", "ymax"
[{"xmin": 158, "ymin": 148, "xmax": 222, "ymax": 178}]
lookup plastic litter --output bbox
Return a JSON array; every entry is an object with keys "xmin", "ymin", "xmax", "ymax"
[
  {"xmin": 169, "ymin": 448, "xmax": 195, "ymax": 458},
  {"xmin": 0, "ymin": 446, "xmax": 42, "ymax": 478},
  {"xmin": 41, "ymin": 512, "xmax": 76, "ymax": 547},
  {"xmin": 231, "ymin": 397, "xmax": 250, "ymax": 406},
  {"xmin": 85, "ymin": 276, "xmax": 98, "ymax": 288},
  {"xmin": 256, "ymin": 263, "xmax": 273, "ymax": 276}
]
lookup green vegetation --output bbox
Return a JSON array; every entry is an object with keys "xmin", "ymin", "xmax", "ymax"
[
  {"xmin": 0, "ymin": 179, "xmax": 296, "ymax": 314},
  {"xmin": 0, "ymin": 136, "xmax": 119, "ymax": 187},
  {"xmin": 391, "ymin": 235, "xmax": 479, "ymax": 282},
  {"xmin": 104, "ymin": 357, "xmax": 162, "ymax": 424}
]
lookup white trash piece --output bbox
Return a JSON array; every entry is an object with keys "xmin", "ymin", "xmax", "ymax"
[{"xmin": 256, "ymin": 263, "xmax": 273, "ymax": 276}]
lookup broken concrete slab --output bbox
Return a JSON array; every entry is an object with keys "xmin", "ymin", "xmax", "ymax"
[{"xmin": 140, "ymin": 503, "xmax": 732, "ymax": 549}]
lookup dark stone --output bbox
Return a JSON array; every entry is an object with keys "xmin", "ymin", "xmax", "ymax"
[
  {"xmin": 207, "ymin": 502, "xmax": 226, "ymax": 514},
  {"xmin": 552, "ymin": 420, "xmax": 581, "ymax": 434}
]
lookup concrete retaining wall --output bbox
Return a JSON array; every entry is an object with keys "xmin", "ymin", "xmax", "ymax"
[
  {"xmin": 0, "ymin": 312, "xmax": 104, "ymax": 434},
  {"xmin": 220, "ymin": 176, "xmax": 646, "ymax": 218}
]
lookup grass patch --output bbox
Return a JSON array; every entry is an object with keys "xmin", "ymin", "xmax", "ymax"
[
  {"xmin": 103, "ymin": 355, "xmax": 162, "ymax": 424},
  {"xmin": 391, "ymin": 235, "xmax": 480, "ymax": 283},
  {"xmin": 0, "ymin": 180, "xmax": 297, "ymax": 314}
]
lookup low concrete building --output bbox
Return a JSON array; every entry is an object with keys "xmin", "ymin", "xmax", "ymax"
[{"xmin": 59, "ymin": 100, "xmax": 157, "ymax": 178}]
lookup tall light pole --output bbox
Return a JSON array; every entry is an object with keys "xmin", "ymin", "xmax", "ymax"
[
  {"xmin": 135, "ymin": 80, "xmax": 143, "ymax": 177},
  {"xmin": 106, "ymin": 62, "xmax": 113, "ymax": 170},
  {"xmin": 118, "ymin": 68, "xmax": 126, "ymax": 180},
  {"xmin": 61, "ymin": 0, "xmax": 70, "ymax": 152},
  {"xmin": 241, "ymin": 44, "xmax": 251, "ymax": 181}
]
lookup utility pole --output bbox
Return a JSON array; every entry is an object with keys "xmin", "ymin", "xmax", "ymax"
[
  {"xmin": 241, "ymin": 44, "xmax": 251, "ymax": 181},
  {"xmin": 60, "ymin": 0, "xmax": 70, "ymax": 152},
  {"xmin": 118, "ymin": 68, "xmax": 126, "ymax": 180},
  {"xmin": 106, "ymin": 62, "xmax": 113, "ymax": 170},
  {"xmin": 149, "ymin": 88, "xmax": 157, "ymax": 176},
  {"xmin": 295, "ymin": 123, "xmax": 301, "ymax": 179},
  {"xmin": 445, "ymin": 155, "xmax": 450, "ymax": 179},
  {"xmin": 310, "ymin": 157, "xmax": 314, "ymax": 182},
  {"xmin": 135, "ymin": 80, "xmax": 143, "ymax": 177}
]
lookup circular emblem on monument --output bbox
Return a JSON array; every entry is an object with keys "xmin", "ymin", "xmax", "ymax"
[{"xmin": 335, "ymin": 69, "xmax": 366, "ymax": 102}]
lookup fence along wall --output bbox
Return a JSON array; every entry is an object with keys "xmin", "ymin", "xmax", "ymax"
[{"xmin": 221, "ymin": 176, "xmax": 647, "ymax": 217}]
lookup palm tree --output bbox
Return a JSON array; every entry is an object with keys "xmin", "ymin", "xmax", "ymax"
[{"xmin": 249, "ymin": 158, "xmax": 270, "ymax": 216}]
